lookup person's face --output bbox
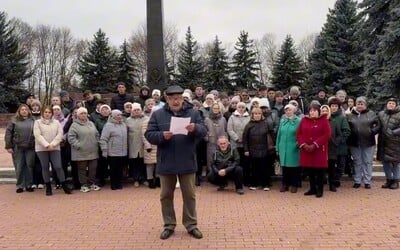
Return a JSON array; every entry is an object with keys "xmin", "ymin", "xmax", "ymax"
[
  {"xmin": 218, "ymin": 138, "xmax": 229, "ymax": 151},
  {"xmin": 252, "ymin": 110, "xmax": 262, "ymax": 121},
  {"xmin": 261, "ymin": 106, "xmax": 269, "ymax": 114},
  {"xmin": 212, "ymin": 104, "xmax": 220, "ymax": 114},
  {"xmin": 72, "ymin": 110, "xmax": 78, "ymax": 119},
  {"xmin": 193, "ymin": 104, "xmax": 201, "ymax": 111},
  {"xmin": 309, "ymin": 108, "xmax": 319, "ymax": 118},
  {"xmin": 275, "ymin": 95, "xmax": 284, "ymax": 104},
  {"xmin": 166, "ymin": 94, "xmax": 184, "ymax": 112},
  {"xmin": 241, "ymin": 92, "xmax": 249, "ymax": 101},
  {"xmin": 356, "ymin": 102, "xmax": 366, "ymax": 112},
  {"xmin": 195, "ymin": 87, "xmax": 203, "ymax": 96},
  {"xmin": 78, "ymin": 111, "xmax": 88, "ymax": 121},
  {"xmin": 124, "ymin": 105, "xmax": 132, "ymax": 114},
  {"xmin": 152, "ymin": 94, "xmax": 160, "ymax": 101},
  {"xmin": 321, "ymin": 107, "xmax": 329, "ymax": 117},
  {"xmin": 318, "ymin": 91, "xmax": 326, "ymax": 99},
  {"xmin": 252, "ymin": 101, "xmax": 259, "ymax": 109},
  {"xmin": 76, "ymin": 101, "xmax": 84, "ymax": 108},
  {"xmin": 337, "ymin": 94, "xmax": 346, "ymax": 103},
  {"xmin": 42, "ymin": 108, "xmax": 53, "ymax": 119},
  {"xmin": 221, "ymin": 97, "xmax": 229, "ymax": 106},
  {"xmin": 19, "ymin": 106, "xmax": 29, "ymax": 117},
  {"xmin": 330, "ymin": 104, "xmax": 339, "ymax": 113},
  {"xmin": 131, "ymin": 107, "xmax": 142, "ymax": 117},
  {"xmin": 230, "ymin": 101, "xmax": 238, "ymax": 110},
  {"xmin": 141, "ymin": 89, "xmax": 149, "ymax": 96},
  {"xmin": 259, "ymin": 90, "xmax": 268, "ymax": 97},
  {"xmin": 100, "ymin": 107, "xmax": 110, "ymax": 117},
  {"xmin": 26, "ymin": 96, "xmax": 34, "ymax": 105},
  {"xmin": 31, "ymin": 105, "xmax": 40, "ymax": 112},
  {"xmin": 114, "ymin": 113, "xmax": 123, "ymax": 121},
  {"xmin": 205, "ymin": 97, "xmax": 213, "ymax": 105},
  {"xmin": 61, "ymin": 95, "xmax": 69, "ymax": 102},
  {"xmin": 347, "ymin": 99, "xmax": 354, "ymax": 108},
  {"xmin": 84, "ymin": 94, "xmax": 93, "ymax": 101},
  {"xmin": 236, "ymin": 104, "xmax": 246, "ymax": 113},
  {"xmin": 284, "ymin": 107, "xmax": 294, "ymax": 117},
  {"xmin": 387, "ymin": 101, "xmax": 397, "ymax": 110},
  {"xmin": 51, "ymin": 97, "xmax": 61, "ymax": 105},
  {"xmin": 146, "ymin": 102, "xmax": 155, "ymax": 111},
  {"xmin": 267, "ymin": 91, "xmax": 275, "ymax": 99},
  {"xmin": 117, "ymin": 85, "xmax": 126, "ymax": 94},
  {"xmin": 290, "ymin": 92, "xmax": 299, "ymax": 99},
  {"xmin": 52, "ymin": 107, "xmax": 62, "ymax": 116}
]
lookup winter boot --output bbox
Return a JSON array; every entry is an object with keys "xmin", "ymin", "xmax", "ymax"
[
  {"xmin": 45, "ymin": 182, "xmax": 53, "ymax": 196},
  {"xmin": 148, "ymin": 179, "xmax": 156, "ymax": 189},
  {"xmin": 389, "ymin": 179, "xmax": 399, "ymax": 190},
  {"xmin": 155, "ymin": 177, "xmax": 161, "ymax": 188},
  {"xmin": 61, "ymin": 181, "xmax": 72, "ymax": 194},
  {"xmin": 381, "ymin": 179, "xmax": 392, "ymax": 189}
]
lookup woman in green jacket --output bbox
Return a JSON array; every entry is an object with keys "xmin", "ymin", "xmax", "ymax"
[{"xmin": 276, "ymin": 103, "xmax": 301, "ymax": 193}]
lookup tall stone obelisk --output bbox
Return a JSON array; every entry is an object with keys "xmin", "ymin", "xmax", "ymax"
[{"xmin": 146, "ymin": 0, "xmax": 167, "ymax": 91}]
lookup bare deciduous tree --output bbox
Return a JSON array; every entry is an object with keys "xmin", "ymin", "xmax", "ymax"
[
  {"xmin": 297, "ymin": 32, "xmax": 318, "ymax": 63},
  {"xmin": 254, "ymin": 33, "xmax": 278, "ymax": 84}
]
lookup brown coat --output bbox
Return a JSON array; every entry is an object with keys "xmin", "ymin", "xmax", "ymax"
[{"xmin": 141, "ymin": 117, "xmax": 157, "ymax": 164}]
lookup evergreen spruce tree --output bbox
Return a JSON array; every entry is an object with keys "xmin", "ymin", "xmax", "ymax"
[
  {"xmin": 270, "ymin": 35, "xmax": 306, "ymax": 92},
  {"xmin": 175, "ymin": 27, "xmax": 204, "ymax": 90},
  {"xmin": 0, "ymin": 11, "xmax": 30, "ymax": 112},
  {"xmin": 231, "ymin": 31, "xmax": 260, "ymax": 90},
  {"xmin": 116, "ymin": 40, "xmax": 138, "ymax": 91},
  {"xmin": 307, "ymin": 0, "xmax": 362, "ymax": 97},
  {"xmin": 204, "ymin": 36, "xmax": 231, "ymax": 91},
  {"xmin": 78, "ymin": 29, "xmax": 118, "ymax": 92},
  {"xmin": 359, "ymin": 0, "xmax": 398, "ymax": 108}
]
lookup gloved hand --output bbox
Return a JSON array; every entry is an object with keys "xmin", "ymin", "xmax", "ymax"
[
  {"xmin": 102, "ymin": 151, "xmax": 108, "ymax": 158},
  {"xmin": 146, "ymin": 148, "xmax": 152, "ymax": 153}
]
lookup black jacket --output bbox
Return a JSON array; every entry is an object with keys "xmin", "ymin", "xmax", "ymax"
[
  {"xmin": 377, "ymin": 107, "xmax": 400, "ymax": 163},
  {"xmin": 211, "ymin": 145, "xmax": 240, "ymax": 174},
  {"xmin": 347, "ymin": 108, "xmax": 380, "ymax": 147},
  {"xmin": 110, "ymin": 93, "xmax": 135, "ymax": 111}
]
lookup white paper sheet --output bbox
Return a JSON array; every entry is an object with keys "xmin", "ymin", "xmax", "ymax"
[{"xmin": 169, "ymin": 117, "xmax": 191, "ymax": 135}]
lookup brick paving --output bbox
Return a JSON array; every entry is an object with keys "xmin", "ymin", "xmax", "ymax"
[{"xmin": 1, "ymin": 179, "xmax": 400, "ymax": 250}]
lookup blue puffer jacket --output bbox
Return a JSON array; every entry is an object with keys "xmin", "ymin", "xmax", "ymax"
[{"xmin": 144, "ymin": 103, "xmax": 207, "ymax": 175}]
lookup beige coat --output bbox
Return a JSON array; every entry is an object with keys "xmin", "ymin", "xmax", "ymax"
[
  {"xmin": 141, "ymin": 117, "xmax": 157, "ymax": 164},
  {"xmin": 33, "ymin": 118, "xmax": 63, "ymax": 152},
  {"xmin": 126, "ymin": 115, "xmax": 146, "ymax": 159}
]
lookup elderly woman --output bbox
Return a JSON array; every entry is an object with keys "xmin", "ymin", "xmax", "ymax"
[
  {"xmin": 68, "ymin": 107, "xmax": 100, "ymax": 193},
  {"xmin": 200, "ymin": 94, "xmax": 215, "ymax": 118},
  {"xmin": 33, "ymin": 106, "xmax": 72, "ymax": 196},
  {"xmin": 5, "ymin": 104, "xmax": 36, "ymax": 193},
  {"xmin": 377, "ymin": 98, "xmax": 400, "ymax": 189},
  {"xmin": 227, "ymin": 101, "xmax": 250, "ymax": 186},
  {"xmin": 242, "ymin": 107, "xmax": 273, "ymax": 191},
  {"xmin": 347, "ymin": 96, "xmax": 380, "ymax": 189},
  {"xmin": 143, "ymin": 98, "xmax": 155, "ymax": 118},
  {"xmin": 296, "ymin": 101, "xmax": 331, "ymax": 198},
  {"xmin": 100, "ymin": 109, "xmax": 128, "ymax": 190},
  {"xmin": 276, "ymin": 103, "xmax": 301, "ymax": 193},
  {"xmin": 126, "ymin": 103, "xmax": 147, "ymax": 187},
  {"xmin": 204, "ymin": 102, "xmax": 227, "ymax": 173}
]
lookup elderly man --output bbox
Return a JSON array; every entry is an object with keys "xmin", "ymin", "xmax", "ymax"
[
  {"xmin": 207, "ymin": 136, "xmax": 244, "ymax": 195},
  {"xmin": 145, "ymin": 85, "xmax": 207, "ymax": 240}
]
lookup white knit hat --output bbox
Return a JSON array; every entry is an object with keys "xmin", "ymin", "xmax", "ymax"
[
  {"xmin": 77, "ymin": 107, "xmax": 88, "ymax": 115},
  {"xmin": 111, "ymin": 109, "xmax": 122, "ymax": 117},
  {"xmin": 152, "ymin": 89, "xmax": 161, "ymax": 96},
  {"xmin": 132, "ymin": 102, "xmax": 142, "ymax": 110}
]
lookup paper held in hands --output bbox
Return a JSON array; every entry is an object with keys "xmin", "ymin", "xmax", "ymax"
[{"xmin": 170, "ymin": 117, "xmax": 191, "ymax": 135}]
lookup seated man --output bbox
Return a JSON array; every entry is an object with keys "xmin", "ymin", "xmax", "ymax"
[{"xmin": 207, "ymin": 136, "xmax": 244, "ymax": 195}]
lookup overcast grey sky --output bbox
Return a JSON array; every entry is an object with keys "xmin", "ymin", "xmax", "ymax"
[{"xmin": 2, "ymin": 0, "xmax": 337, "ymax": 46}]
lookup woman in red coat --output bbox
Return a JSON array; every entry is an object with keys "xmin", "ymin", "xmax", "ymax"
[{"xmin": 296, "ymin": 101, "xmax": 331, "ymax": 198}]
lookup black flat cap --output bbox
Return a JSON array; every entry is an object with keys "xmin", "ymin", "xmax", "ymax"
[{"xmin": 165, "ymin": 85, "xmax": 184, "ymax": 95}]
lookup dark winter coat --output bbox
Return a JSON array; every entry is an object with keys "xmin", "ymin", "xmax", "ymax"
[
  {"xmin": 5, "ymin": 117, "xmax": 35, "ymax": 149},
  {"xmin": 347, "ymin": 108, "xmax": 380, "ymax": 147},
  {"xmin": 328, "ymin": 110, "xmax": 351, "ymax": 159},
  {"xmin": 296, "ymin": 114, "xmax": 331, "ymax": 168},
  {"xmin": 211, "ymin": 145, "xmax": 240, "ymax": 174},
  {"xmin": 144, "ymin": 102, "xmax": 207, "ymax": 175},
  {"xmin": 110, "ymin": 93, "xmax": 135, "ymax": 111},
  {"xmin": 377, "ymin": 107, "xmax": 400, "ymax": 163},
  {"xmin": 242, "ymin": 119, "xmax": 271, "ymax": 158}
]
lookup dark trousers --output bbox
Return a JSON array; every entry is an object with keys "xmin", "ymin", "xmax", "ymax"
[
  {"xmin": 96, "ymin": 151, "xmax": 109, "ymax": 184},
  {"xmin": 250, "ymin": 156, "xmax": 269, "ymax": 187},
  {"xmin": 70, "ymin": 161, "xmax": 80, "ymax": 189},
  {"xmin": 305, "ymin": 167, "xmax": 326, "ymax": 193},
  {"xmin": 237, "ymin": 147, "xmax": 250, "ymax": 186},
  {"xmin": 128, "ymin": 157, "xmax": 146, "ymax": 182},
  {"xmin": 33, "ymin": 155, "xmax": 44, "ymax": 185},
  {"xmin": 196, "ymin": 139, "xmax": 207, "ymax": 178},
  {"xmin": 108, "ymin": 156, "xmax": 126, "ymax": 188},
  {"xmin": 207, "ymin": 166, "xmax": 244, "ymax": 189},
  {"xmin": 328, "ymin": 156, "xmax": 346, "ymax": 186},
  {"xmin": 281, "ymin": 167, "xmax": 301, "ymax": 187}
]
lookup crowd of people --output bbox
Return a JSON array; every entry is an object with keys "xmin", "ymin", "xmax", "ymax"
[{"xmin": 4, "ymin": 82, "xmax": 400, "ymax": 200}]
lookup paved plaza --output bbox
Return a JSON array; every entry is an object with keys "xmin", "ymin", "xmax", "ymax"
[{"xmin": 1, "ymin": 179, "xmax": 400, "ymax": 250}]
